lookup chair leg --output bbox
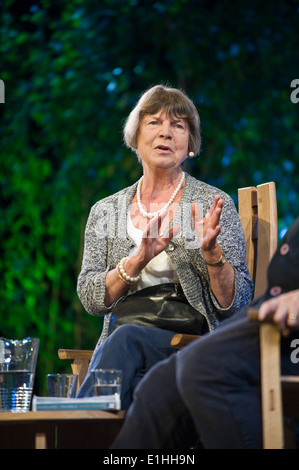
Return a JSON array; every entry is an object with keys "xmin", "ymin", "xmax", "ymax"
[
  {"xmin": 70, "ymin": 359, "xmax": 90, "ymax": 391},
  {"xmin": 260, "ymin": 323, "xmax": 284, "ymax": 449}
]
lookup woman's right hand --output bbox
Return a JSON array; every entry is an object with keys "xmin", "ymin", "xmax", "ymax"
[
  {"xmin": 104, "ymin": 212, "xmax": 179, "ymax": 306},
  {"xmin": 132, "ymin": 211, "xmax": 180, "ymax": 270}
]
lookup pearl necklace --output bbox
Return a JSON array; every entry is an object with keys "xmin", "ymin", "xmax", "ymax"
[{"xmin": 136, "ymin": 172, "xmax": 185, "ymax": 219}]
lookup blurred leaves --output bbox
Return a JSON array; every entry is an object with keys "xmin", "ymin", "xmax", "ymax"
[{"xmin": 1, "ymin": 0, "xmax": 299, "ymax": 393}]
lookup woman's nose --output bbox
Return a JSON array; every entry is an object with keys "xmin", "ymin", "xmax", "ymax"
[{"xmin": 159, "ymin": 121, "xmax": 172, "ymax": 138}]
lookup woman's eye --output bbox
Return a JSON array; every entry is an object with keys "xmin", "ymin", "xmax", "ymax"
[{"xmin": 173, "ymin": 122, "xmax": 185, "ymax": 131}]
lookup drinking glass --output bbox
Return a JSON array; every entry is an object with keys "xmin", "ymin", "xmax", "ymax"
[
  {"xmin": 47, "ymin": 373, "xmax": 78, "ymax": 398},
  {"xmin": 91, "ymin": 369, "xmax": 122, "ymax": 398}
]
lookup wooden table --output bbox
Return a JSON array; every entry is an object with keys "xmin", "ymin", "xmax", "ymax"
[{"xmin": 0, "ymin": 409, "xmax": 125, "ymax": 449}]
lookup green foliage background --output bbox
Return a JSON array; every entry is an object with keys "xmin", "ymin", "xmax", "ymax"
[{"xmin": 1, "ymin": 0, "xmax": 299, "ymax": 395}]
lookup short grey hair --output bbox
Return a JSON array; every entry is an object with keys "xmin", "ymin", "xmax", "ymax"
[{"xmin": 123, "ymin": 85, "xmax": 201, "ymax": 158}]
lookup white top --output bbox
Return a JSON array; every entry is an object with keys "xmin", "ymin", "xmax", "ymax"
[{"xmin": 127, "ymin": 214, "xmax": 179, "ymax": 292}]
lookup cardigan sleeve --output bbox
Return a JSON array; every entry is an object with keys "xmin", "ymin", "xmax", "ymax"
[
  {"xmin": 76, "ymin": 187, "xmax": 137, "ymax": 317},
  {"xmin": 76, "ymin": 201, "xmax": 116, "ymax": 316}
]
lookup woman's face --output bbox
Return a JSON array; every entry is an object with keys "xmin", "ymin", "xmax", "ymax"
[{"xmin": 136, "ymin": 110, "xmax": 190, "ymax": 172}]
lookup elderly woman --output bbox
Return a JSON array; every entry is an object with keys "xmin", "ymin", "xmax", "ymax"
[{"xmin": 76, "ymin": 85, "xmax": 253, "ymax": 409}]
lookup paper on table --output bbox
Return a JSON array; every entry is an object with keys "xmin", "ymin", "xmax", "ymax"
[{"xmin": 32, "ymin": 394, "xmax": 121, "ymax": 411}]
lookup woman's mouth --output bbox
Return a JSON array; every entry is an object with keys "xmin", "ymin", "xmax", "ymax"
[{"xmin": 155, "ymin": 145, "xmax": 173, "ymax": 153}]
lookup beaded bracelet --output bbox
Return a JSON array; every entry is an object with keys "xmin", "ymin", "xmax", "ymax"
[{"xmin": 116, "ymin": 257, "xmax": 142, "ymax": 285}]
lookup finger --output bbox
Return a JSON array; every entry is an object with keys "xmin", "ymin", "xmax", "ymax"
[
  {"xmin": 258, "ymin": 290, "xmax": 299, "ymax": 334},
  {"xmin": 157, "ymin": 213, "xmax": 162, "ymax": 236},
  {"xmin": 144, "ymin": 212, "xmax": 164, "ymax": 238},
  {"xmin": 191, "ymin": 202, "xmax": 202, "ymax": 228},
  {"xmin": 259, "ymin": 299, "xmax": 292, "ymax": 332},
  {"xmin": 258, "ymin": 299, "xmax": 287, "ymax": 330},
  {"xmin": 207, "ymin": 195, "xmax": 222, "ymax": 218},
  {"xmin": 191, "ymin": 201, "xmax": 201, "ymax": 219},
  {"xmin": 191, "ymin": 203, "xmax": 204, "ymax": 242},
  {"xmin": 282, "ymin": 310, "xmax": 299, "ymax": 336},
  {"xmin": 169, "ymin": 224, "xmax": 181, "ymax": 239},
  {"xmin": 142, "ymin": 221, "xmax": 158, "ymax": 239},
  {"xmin": 286, "ymin": 308, "xmax": 299, "ymax": 327},
  {"xmin": 258, "ymin": 297, "xmax": 277, "ymax": 321},
  {"xmin": 210, "ymin": 199, "xmax": 224, "ymax": 227},
  {"xmin": 160, "ymin": 223, "xmax": 180, "ymax": 241},
  {"xmin": 207, "ymin": 196, "xmax": 218, "ymax": 216}
]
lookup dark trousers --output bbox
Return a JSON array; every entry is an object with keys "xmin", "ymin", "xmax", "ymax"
[
  {"xmin": 76, "ymin": 324, "xmax": 178, "ymax": 410},
  {"xmin": 111, "ymin": 306, "xmax": 298, "ymax": 449}
]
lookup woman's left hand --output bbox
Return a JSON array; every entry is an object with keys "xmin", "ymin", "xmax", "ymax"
[
  {"xmin": 191, "ymin": 195, "xmax": 224, "ymax": 254},
  {"xmin": 191, "ymin": 195, "xmax": 235, "ymax": 307}
]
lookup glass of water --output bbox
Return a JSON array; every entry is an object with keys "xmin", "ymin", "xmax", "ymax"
[
  {"xmin": 0, "ymin": 337, "xmax": 39, "ymax": 413},
  {"xmin": 47, "ymin": 373, "xmax": 78, "ymax": 398},
  {"xmin": 91, "ymin": 369, "xmax": 123, "ymax": 398}
]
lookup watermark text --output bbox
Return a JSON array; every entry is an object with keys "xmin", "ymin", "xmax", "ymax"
[
  {"xmin": 0, "ymin": 79, "xmax": 4, "ymax": 103},
  {"xmin": 290, "ymin": 79, "xmax": 299, "ymax": 104},
  {"xmin": 290, "ymin": 338, "xmax": 299, "ymax": 364}
]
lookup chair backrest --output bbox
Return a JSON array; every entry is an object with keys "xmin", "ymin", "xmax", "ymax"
[{"xmin": 238, "ymin": 182, "xmax": 278, "ymax": 299}]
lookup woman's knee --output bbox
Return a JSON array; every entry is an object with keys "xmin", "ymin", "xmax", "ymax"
[{"xmin": 109, "ymin": 324, "xmax": 144, "ymax": 342}]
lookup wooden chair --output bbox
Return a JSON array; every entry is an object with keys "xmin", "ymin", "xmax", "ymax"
[{"xmin": 238, "ymin": 182, "xmax": 298, "ymax": 449}]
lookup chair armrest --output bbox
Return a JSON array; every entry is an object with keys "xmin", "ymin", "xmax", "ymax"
[
  {"xmin": 58, "ymin": 349, "xmax": 93, "ymax": 361},
  {"xmin": 247, "ymin": 309, "xmax": 274, "ymax": 323},
  {"xmin": 58, "ymin": 349, "xmax": 93, "ymax": 389},
  {"xmin": 170, "ymin": 334, "xmax": 201, "ymax": 349}
]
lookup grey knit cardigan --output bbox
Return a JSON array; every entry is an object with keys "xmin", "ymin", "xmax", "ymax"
[{"xmin": 77, "ymin": 173, "xmax": 253, "ymax": 346}]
